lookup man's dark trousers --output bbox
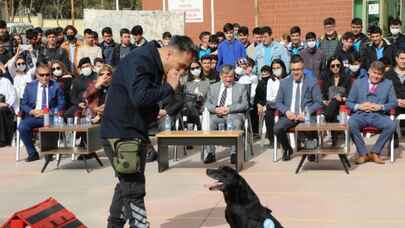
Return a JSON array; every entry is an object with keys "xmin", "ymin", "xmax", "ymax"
[{"xmin": 103, "ymin": 139, "xmax": 149, "ymax": 228}]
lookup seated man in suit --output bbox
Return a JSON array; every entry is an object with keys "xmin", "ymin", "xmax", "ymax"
[
  {"xmin": 19, "ymin": 63, "xmax": 64, "ymax": 162},
  {"xmin": 204, "ymin": 64, "xmax": 249, "ymax": 164},
  {"xmin": 347, "ymin": 61, "xmax": 397, "ymax": 164},
  {"xmin": 274, "ymin": 55, "xmax": 323, "ymax": 161}
]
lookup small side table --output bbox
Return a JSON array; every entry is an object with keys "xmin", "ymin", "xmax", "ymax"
[{"xmin": 294, "ymin": 123, "xmax": 351, "ymax": 174}]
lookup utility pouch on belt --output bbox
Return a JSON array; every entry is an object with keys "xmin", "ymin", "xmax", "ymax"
[{"xmin": 108, "ymin": 138, "xmax": 142, "ymax": 174}]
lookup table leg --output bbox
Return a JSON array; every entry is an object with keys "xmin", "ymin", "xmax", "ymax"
[
  {"xmin": 158, "ymin": 143, "xmax": 169, "ymax": 173},
  {"xmin": 338, "ymin": 154, "xmax": 350, "ymax": 174},
  {"xmin": 56, "ymin": 154, "xmax": 62, "ymax": 169},
  {"xmin": 41, "ymin": 158, "xmax": 52, "ymax": 173},
  {"xmin": 236, "ymin": 136, "xmax": 244, "ymax": 172},
  {"xmin": 341, "ymin": 154, "xmax": 351, "ymax": 168},
  {"xmin": 93, "ymin": 153, "xmax": 103, "ymax": 167},
  {"xmin": 295, "ymin": 155, "xmax": 307, "ymax": 174},
  {"xmin": 83, "ymin": 158, "xmax": 90, "ymax": 173}
]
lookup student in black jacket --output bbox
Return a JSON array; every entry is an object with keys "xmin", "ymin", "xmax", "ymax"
[
  {"xmin": 101, "ymin": 37, "xmax": 195, "ymax": 228},
  {"xmin": 361, "ymin": 26, "xmax": 395, "ymax": 69},
  {"xmin": 111, "ymin": 28, "xmax": 135, "ymax": 67}
]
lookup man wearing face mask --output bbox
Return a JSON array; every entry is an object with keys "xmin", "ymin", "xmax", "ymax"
[
  {"xmin": 300, "ymin": 32, "xmax": 325, "ymax": 79},
  {"xmin": 387, "ymin": 19, "xmax": 405, "ymax": 52},
  {"xmin": 61, "ymin": 25, "xmax": 82, "ymax": 76},
  {"xmin": 65, "ymin": 57, "xmax": 96, "ymax": 118},
  {"xmin": 346, "ymin": 55, "xmax": 368, "ymax": 80}
]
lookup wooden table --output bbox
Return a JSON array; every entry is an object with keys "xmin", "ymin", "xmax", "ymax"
[
  {"xmin": 38, "ymin": 124, "xmax": 103, "ymax": 173},
  {"xmin": 293, "ymin": 123, "xmax": 351, "ymax": 174},
  {"xmin": 156, "ymin": 130, "xmax": 244, "ymax": 172}
]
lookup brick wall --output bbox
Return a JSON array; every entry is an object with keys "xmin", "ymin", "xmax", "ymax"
[{"xmin": 142, "ymin": 0, "xmax": 353, "ymax": 42}]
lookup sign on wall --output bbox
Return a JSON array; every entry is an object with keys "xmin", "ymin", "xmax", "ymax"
[{"xmin": 168, "ymin": 0, "xmax": 204, "ymax": 23}]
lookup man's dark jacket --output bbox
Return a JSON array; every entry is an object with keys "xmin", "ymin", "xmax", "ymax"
[{"xmin": 101, "ymin": 41, "xmax": 173, "ymax": 140}]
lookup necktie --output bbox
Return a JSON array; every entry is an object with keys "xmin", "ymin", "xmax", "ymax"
[
  {"xmin": 219, "ymin": 87, "xmax": 227, "ymax": 107},
  {"xmin": 370, "ymin": 84, "xmax": 377, "ymax": 94},
  {"xmin": 294, "ymin": 81, "xmax": 301, "ymax": 114},
  {"xmin": 41, "ymin": 84, "xmax": 47, "ymax": 109}
]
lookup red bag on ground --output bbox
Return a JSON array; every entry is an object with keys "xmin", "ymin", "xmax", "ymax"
[{"xmin": 1, "ymin": 197, "xmax": 86, "ymax": 228}]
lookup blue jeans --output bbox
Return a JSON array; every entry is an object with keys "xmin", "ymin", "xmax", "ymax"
[{"xmin": 18, "ymin": 117, "xmax": 43, "ymax": 157}]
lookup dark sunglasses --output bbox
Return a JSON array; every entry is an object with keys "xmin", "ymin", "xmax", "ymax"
[
  {"xmin": 38, "ymin": 73, "xmax": 50, "ymax": 77},
  {"xmin": 16, "ymin": 63, "xmax": 26, "ymax": 66},
  {"xmin": 52, "ymin": 67, "xmax": 61, "ymax": 71},
  {"xmin": 331, "ymin": 64, "xmax": 341, "ymax": 68}
]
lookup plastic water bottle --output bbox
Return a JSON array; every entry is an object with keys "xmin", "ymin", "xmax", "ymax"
[
  {"xmin": 226, "ymin": 116, "xmax": 234, "ymax": 130},
  {"xmin": 339, "ymin": 105, "xmax": 347, "ymax": 124},
  {"xmin": 43, "ymin": 108, "xmax": 50, "ymax": 127},
  {"xmin": 49, "ymin": 109, "xmax": 54, "ymax": 126},
  {"xmin": 304, "ymin": 106, "xmax": 310, "ymax": 124},
  {"xmin": 85, "ymin": 109, "xmax": 92, "ymax": 126},
  {"xmin": 164, "ymin": 115, "xmax": 171, "ymax": 130},
  {"xmin": 202, "ymin": 108, "xmax": 210, "ymax": 131}
]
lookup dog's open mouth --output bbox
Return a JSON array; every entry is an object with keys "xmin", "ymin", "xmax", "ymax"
[{"xmin": 205, "ymin": 180, "xmax": 224, "ymax": 191}]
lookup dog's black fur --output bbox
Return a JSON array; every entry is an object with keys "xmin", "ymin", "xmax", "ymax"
[{"xmin": 207, "ymin": 166, "xmax": 283, "ymax": 228}]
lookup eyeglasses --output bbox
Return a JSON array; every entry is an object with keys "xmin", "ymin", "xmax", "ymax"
[
  {"xmin": 190, "ymin": 66, "xmax": 201, "ymax": 70},
  {"xmin": 16, "ymin": 63, "xmax": 26, "ymax": 66},
  {"xmin": 37, "ymin": 73, "xmax": 50, "ymax": 77},
  {"xmin": 331, "ymin": 64, "xmax": 341, "ymax": 69},
  {"xmin": 52, "ymin": 67, "xmax": 61, "ymax": 71}
]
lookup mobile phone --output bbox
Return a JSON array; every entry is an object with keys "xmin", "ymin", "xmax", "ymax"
[{"xmin": 20, "ymin": 44, "xmax": 32, "ymax": 51}]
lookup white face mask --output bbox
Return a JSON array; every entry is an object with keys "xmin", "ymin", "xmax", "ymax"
[
  {"xmin": 273, "ymin": 69, "xmax": 283, "ymax": 77},
  {"xmin": 349, "ymin": 64, "xmax": 360, "ymax": 73},
  {"xmin": 235, "ymin": 66, "xmax": 245, "ymax": 75},
  {"xmin": 53, "ymin": 69, "xmax": 63, "ymax": 77},
  {"xmin": 81, "ymin": 67, "xmax": 93, "ymax": 77},
  {"xmin": 16, "ymin": 64, "xmax": 26, "ymax": 72},
  {"xmin": 390, "ymin": 28, "xmax": 401, "ymax": 35},
  {"xmin": 307, "ymin": 41, "xmax": 316, "ymax": 48},
  {"xmin": 190, "ymin": 68, "xmax": 201, "ymax": 77}
]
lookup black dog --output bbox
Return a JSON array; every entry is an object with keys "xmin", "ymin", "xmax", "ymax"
[{"xmin": 206, "ymin": 166, "xmax": 283, "ymax": 228}]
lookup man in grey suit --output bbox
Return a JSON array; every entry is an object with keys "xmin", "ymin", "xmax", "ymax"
[
  {"xmin": 204, "ymin": 64, "xmax": 249, "ymax": 164},
  {"xmin": 347, "ymin": 61, "xmax": 397, "ymax": 165},
  {"xmin": 274, "ymin": 55, "xmax": 323, "ymax": 161}
]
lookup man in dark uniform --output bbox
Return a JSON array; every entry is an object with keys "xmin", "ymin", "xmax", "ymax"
[{"xmin": 101, "ymin": 36, "xmax": 195, "ymax": 228}]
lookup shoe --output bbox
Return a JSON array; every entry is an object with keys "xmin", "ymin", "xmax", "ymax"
[
  {"xmin": 282, "ymin": 149, "xmax": 292, "ymax": 161},
  {"xmin": 146, "ymin": 147, "xmax": 158, "ymax": 163},
  {"xmin": 369, "ymin": 152, "xmax": 385, "ymax": 164},
  {"xmin": 230, "ymin": 154, "xmax": 236, "ymax": 164},
  {"xmin": 355, "ymin": 155, "xmax": 369, "ymax": 164},
  {"xmin": 25, "ymin": 153, "xmax": 40, "ymax": 162},
  {"xmin": 203, "ymin": 153, "xmax": 216, "ymax": 164}
]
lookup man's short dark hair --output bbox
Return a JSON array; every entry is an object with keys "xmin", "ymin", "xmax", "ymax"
[
  {"xmin": 351, "ymin": 18, "xmax": 363, "ymax": 26},
  {"xmin": 131, "ymin": 25, "xmax": 143, "ymax": 36},
  {"xmin": 169, "ymin": 35, "xmax": 197, "ymax": 56},
  {"xmin": 102, "ymin": 26, "xmax": 113, "ymax": 35},
  {"xmin": 120, "ymin": 28, "xmax": 130, "ymax": 37},
  {"xmin": 305, "ymin": 32, "xmax": 317, "ymax": 40},
  {"xmin": 200, "ymin": 55, "xmax": 211, "ymax": 62},
  {"xmin": 223, "ymin": 23, "xmax": 234, "ymax": 33},
  {"xmin": 290, "ymin": 26, "xmax": 301, "ymax": 35},
  {"xmin": 93, "ymin": 31, "xmax": 99, "ymax": 39},
  {"xmin": 45, "ymin": 29, "xmax": 57, "ymax": 37},
  {"xmin": 199, "ymin": 31, "xmax": 211, "ymax": 40},
  {"xmin": 395, "ymin": 48, "xmax": 405, "ymax": 58},
  {"xmin": 290, "ymin": 55, "xmax": 304, "ymax": 64},
  {"xmin": 390, "ymin": 18, "xmax": 402, "ymax": 26},
  {"xmin": 369, "ymin": 61, "xmax": 386, "ymax": 73},
  {"xmin": 55, "ymin": 27, "xmax": 63, "ymax": 34},
  {"xmin": 323, "ymin": 17, "xmax": 336, "ymax": 26},
  {"xmin": 25, "ymin": 29, "xmax": 38, "ymax": 40},
  {"xmin": 238, "ymin": 26, "xmax": 249, "ymax": 35},
  {"xmin": 261, "ymin": 26, "xmax": 272, "ymax": 36},
  {"xmin": 64, "ymin": 25, "xmax": 77, "ymax": 35},
  {"xmin": 247, "ymin": 57, "xmax": 255, "ymax": 67},
  {"xmin": 368, "ymin": 25, "xmax": 382, "ymax": 35},
  {"xmin": 252, "ymin": 27, "xmax": 262, "ymax": 35},
  {"xmin": 342, "ymin": 32, "xmax": 355, "ymax": 40},
  {"xmin": 233, "ymin": 23, "xmax": 240, "ymax": 28},
  {"xmin": 94, "ymin": 57, "xmax": 104, "ymax": 65},
  {"xmin": 84, "ymin": 28, "xmax": 93, "ymax": 36},
  {"xmin": 209, "ymin": 34, "xmax": 218, "ymax": 43},
  {"xmin": 215, "ymin": 32, "xmax": 225, "ymax": 39},
  {"xmin": 162, "ymin": 31, "xmax": 172, "ymax": 39},
  {"xmin": 0, "ymin": 20, "xmax": 7, "ymax": 29},
  {"xmin": 34, "ymin": 27, "xmax": 43, "ymax": 34},
  {"xmin": 261, "ymin": 65, "xmax": 271, "ymax": 73}
]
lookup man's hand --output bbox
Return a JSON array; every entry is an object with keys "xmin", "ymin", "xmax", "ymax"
[
  {"xmin": 398, "ymin": 99, "xmax": 405, "ymax": 108},
  {"xmin": 358, "ymin": 102, "xmax": 372, "ymax": 112},
  {"xmin": 30, "ymin": 109, "xmax": 43, "ymax": 118},
  {"xmin": 158, "ymin": 109, "xmax": 167, "ymax": 119},
  {"xmin": 0, "ymin": 102, "xmax": 8, "ymax": 108},
  {"xmin": 222, "ymin": 106, "xmax": 230, "ymax": 115},
  {"xmin": 257, "ymin": 104, "xmax": 264, "ymax": 113},
  {"xmin": 369, "ymin": 103, "xmax": 383, "ymax": 112},
  {"xmin": 78, "ymin": 102, "xmax": 86, "ymax": 109},
  {"xmin": 296, "ymin": 113, "xmax": 305, "ymax": 122},
  {"xmin": 95, "ymin": 76, "xmax": 108, "ymax": 89},
  {"xmin": 323, "ymin": 100, "xmax": 331, "ymax": 106},
  {"xmin": 286, "ymin": 111, "xmax": 296, "ymax": 121},
  {"xmin": 166, "ymin": 69, "xmax": 182, "ymax": 90},
  {"xmin": 335, "ymin": 95, "xmax": 342, "ymax": 102},
  {"xmin": 94, "ymin": 105, "xmax": 105, "ymax": 114}
]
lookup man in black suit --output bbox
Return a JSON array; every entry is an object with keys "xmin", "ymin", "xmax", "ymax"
[{"xmin": 101, "ymin": 36, "xmax": 195, "ymax": 228}]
